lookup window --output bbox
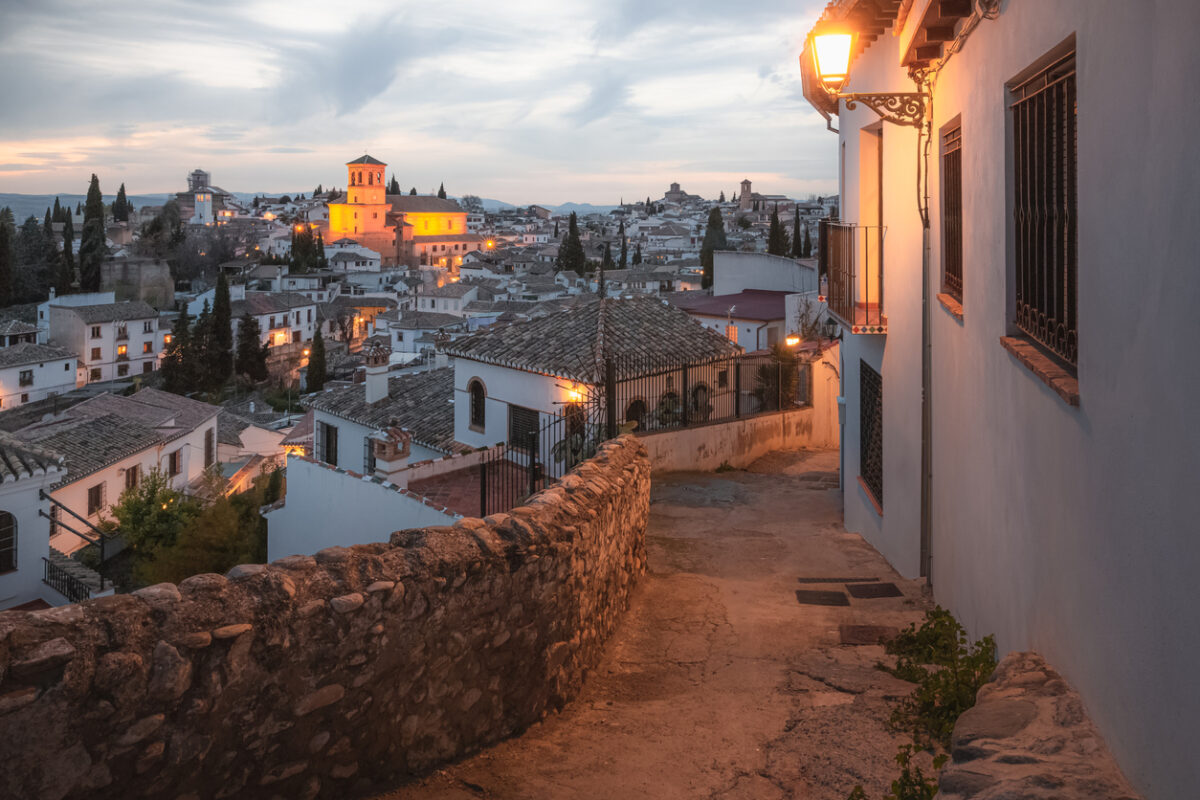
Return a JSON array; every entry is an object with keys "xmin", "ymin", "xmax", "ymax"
[
  {"xmin": 117, "ymin": 364, "xmax": 129, "ymax": 377},
  {"xmin": 143, "ymin": 342, "xmax": 153, "ymax": 354},
  {"xmin": 363, "ymin": 436, "xmax": 376, "ymax": 474},
  {"xmin": 717, "ymin": 369, "xmax": 729, "ymax": 389},
  {"xmin": 168, "ymin": 450, "xmax": 181, "ymax": 477},
  {"xmin": 508, "ymin": 405, "xmax": 539, "ymax": 451},
  {"xmin": 90, "ymin": 347, "xmax": 101, "ymax": 361},
  {"xmin": 269, "ymin": 316, "xmax": 276, "ymax": 330},
  {"xmin": 20, "ymin": 394, "xmax": 27, "ymax": 404},
  {"xmin": 204, "ymin": 428, "xmax": 215, "ymax": 468},
  {"xmin": 117, "ymin": 344, "xmax": 127, "ymax": 358},
  {"xmin": 125, "ymin": 464, "xmax": 140, "ymax": 492},
  {"xmin": 859, "ymin": 360, "xmax": 883, "ymax": 509},
  {"xmin": 87, "ymin": 483, "xmax": 106, "ymax": 516},
  {"xmin": 91, "ymin": 326, "xmax": 101, "ymax": 339},
  {"xmin": 307, "ymin": 309, "xmax": 313, "ymax": 323},
  {"xmin": 318, "ymin": 422, "xmax": 339, "ymax": 466},
  {"xmin": 724, "ymin": 324, "xmax": 738, "ymax": 344},
  {"xmin": 1010, "ymin": 45, "xmax": 1077, "ymax": 368},
  {"xmin": 89, "ymin": 368, "xmax": 101, "ymax": 382},
  {"xmin": 0, "ymin": 511, "xmax": 14, "ymax": 572},
  {"xmin": 942, "ymin": 120, "xmax": 963, "ymax": 301},
  {"xmin": 143, "ymin": 321, "xmax": 154, "ymax": 333},
  {"xmin": 64, "ymin": 363, "xmax": 70, "ymax": 371},
  {"xmin": 468, "ymin": 379, "xmax": 486, "ymax": 430},
  {"xmin": 19, "ymin": 369, "xmax": 32, "ymax": 387},
  {"xmin": 143, "ymin": 362, "xmax": 153, "ymax": 374}
]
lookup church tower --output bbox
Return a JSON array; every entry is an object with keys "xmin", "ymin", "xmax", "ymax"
[
  {"xmin": 326, "ymin": 154, "xmax": 397, "ymax": 263},
  {"xmin": 739, "ymin": 178, "xmax": 754, "ymax": 211}
]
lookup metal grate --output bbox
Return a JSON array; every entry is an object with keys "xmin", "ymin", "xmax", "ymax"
[
  {"xmin": 942, "ymin": 124, "xmax": 963, "ymax": 300},
  {"xmin": 819, "ymin": 220, "xmax": 886, "ymax": 330},
  {"xmin": 859, "ymin": 360, "xmax": 883, "ymax": 506},
  {"xmin": 1011, "ymin": 50, "xmax": 1077, "ymax": 367}
]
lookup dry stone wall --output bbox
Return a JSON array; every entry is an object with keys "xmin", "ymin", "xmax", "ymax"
[{"xmin": 0, "ymin": 436, "xmax": 650, "ymax": 800}]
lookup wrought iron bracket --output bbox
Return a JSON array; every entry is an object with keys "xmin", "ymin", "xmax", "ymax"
[{"xmin": 838, "ymin": 92, "xmax": 927, "ymax": 127}]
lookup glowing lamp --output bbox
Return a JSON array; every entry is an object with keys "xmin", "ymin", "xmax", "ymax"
[
  {"xmin": 567, "ymin": 388, "xmax": 582, "ymax": 403},
  {"xmin": 303, "ymin": 349, "xmax": 310, "ymax": 357},
  {"xmin": 785, "ymin": 335, "xmax": 801, "ymax": 347},
  {"xmin": 486, "ymin": 240, "xmax": 495, "ymax": 249},
  {"xmin": 164, "ymin": 334, "xmax": 172, "ymax": 344},
  {"xmin": 809, "ymin": 29, "xmax": 855, "ymax": 91}
]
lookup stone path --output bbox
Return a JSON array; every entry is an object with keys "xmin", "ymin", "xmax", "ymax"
[{"xmin": 374, "ymin": 449, "xmax": 931, "ymax": 799}]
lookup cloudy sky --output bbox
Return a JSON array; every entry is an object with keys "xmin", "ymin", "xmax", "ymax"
[{"xmin": 0, "ymin": 0, "xmax": 834, "ymax": 204}]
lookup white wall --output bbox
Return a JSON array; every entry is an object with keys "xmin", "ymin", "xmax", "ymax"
[
  {"xmin": 0, "ymin": 356, "xmax": 77, "ymax": 409},
  {"xmin": 833, "ymin": 4, "xmax": 1200, "ymax": 797},
  {"xmin": 0, "ymin": 467, "xmax": 69, "ymax": 610},
  {"xmin": 265, "ymin": 456, "xmax": 457, "ymax": 561},
  {"xmin": 713, "ymin": 252, "xmax": 817, "ymax": 296},
  {"xmin": 452, "ymin": 360, "xmax": 567, "ymax": 450}
]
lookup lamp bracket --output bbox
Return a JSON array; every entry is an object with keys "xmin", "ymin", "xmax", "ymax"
[{"xmin": 839, "ymin": 92, "xmax": 927, "ymax": 127}]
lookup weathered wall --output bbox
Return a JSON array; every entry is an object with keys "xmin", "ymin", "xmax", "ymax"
[{"xmin": 0, "ymin": 436, "xmax": 650, "ymax": 800}]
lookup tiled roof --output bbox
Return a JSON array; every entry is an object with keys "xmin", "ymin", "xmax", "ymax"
[
  {"xmin": 231, "ymin": 292, "xmax": 316, "ymax": 316},
  {"xmin": 217, "ymin": 412, "xmax": 255, "ymax": 446},
  {"xmin": 388, "ymin": 311, "xmax": 465, "ymax": 330},
  {"xmin": 388, "ymin": 196, "xmax": 464, "ymax": 214},
  {"xmin": 419, "ymin": 283, "xmax": 475, "ymax": 298},
  {"xmin": 0, "ymin": 342, "xmax": 74, "ymax": 369},
  {"xmin": 346, "ymin": 155, "xmax": 386, "ymax": 165},
  {"xmin": 667, "ymin": 289, "xmax": 790, "ymax": 322},
  {"xmin": 461, "ymin": 300, "xmax": 536, "ymax": 315},
  {"xmin": 304, "ymin": 367, "xmax": 464, "ymax": 454},
  {"xmin": 17, "ymin": 413, "xmax": 165, "ymax": 481},
  {"xmin": 280, "ymin": 410, "xmax": 314, "ymax": 447},
  {"xmin": 0, "ymin": 320, "xmax": 39, "ymax": 336},
  {"xmin": 0, "ymin": 431, "xmax": 64, "ymax": 484},
  {"xmin": 69, "ymin": 388, "xmax": 218, "ymax": 438},
  {"xmin": 58, "ymin": 301, "xmax": 158, "ymax": 323},
  {"xmin": 443, "ymin": 296, "xmax": 742, "ymax": 383}
]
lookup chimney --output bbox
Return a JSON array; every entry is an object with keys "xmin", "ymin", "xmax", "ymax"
[
  {"xmin": 372, "ymin": 426, "xmax": 412, "ymax": 486},
  {"xmin": 432, "ymin": 329, "xmax": 450, "ymax": 369},
  {"xmin": 364, "ymin": 339, "xmax": 391, "ymax": 405}
]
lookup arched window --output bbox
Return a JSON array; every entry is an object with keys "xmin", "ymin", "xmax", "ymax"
[
  {"xmin": 468, "ymin": 379, "xmax": 486, "ymax": 430},
  {"xmin": 624, "ymin": 399, "xmax": 646, "ymax": 431},
  {"xmin": 0, "ymin": 510, "xmax": 14, "ymax": 572}
]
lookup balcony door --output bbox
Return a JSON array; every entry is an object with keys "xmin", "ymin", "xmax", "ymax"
[{"xmin": 858, "ymin": 123, "xmax": 884, "ymax": 318}]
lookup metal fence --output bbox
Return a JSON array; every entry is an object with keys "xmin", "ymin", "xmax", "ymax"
[
  {"xmin": 479, "ymin": 351, "xmax": 812, "ymax": 516},
  {"xmin": 43, "ymin": 557, "xmax": 92, "ymax": 604}
]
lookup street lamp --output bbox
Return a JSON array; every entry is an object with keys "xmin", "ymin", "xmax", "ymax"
[{"xmin": 807, "ymin": 26, "xmax": 927, "ymax": 127}]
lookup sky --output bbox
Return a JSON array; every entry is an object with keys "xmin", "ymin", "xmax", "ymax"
[{"xmin": 0, "ymin": 0, "xmax": 835, "ymax": 205}]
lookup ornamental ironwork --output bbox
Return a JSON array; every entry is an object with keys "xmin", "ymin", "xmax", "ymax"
[{"xmin": 841, "ymin": 92, "xmax": 927, "ymax": 127}]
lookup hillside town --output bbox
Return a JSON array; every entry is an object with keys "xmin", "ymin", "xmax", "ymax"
[{"xmin": 0, "ymin": 2, "xmax": 1197, "ymax": 800}]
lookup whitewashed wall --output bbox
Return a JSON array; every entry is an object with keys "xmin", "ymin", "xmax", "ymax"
[
  {"xmin": 713, "ymin": 251, "xmax": 818, "ymax": 296},
  {"xmin": 0, "ymin": 468, "xmax": 69, "ymax": 610}
]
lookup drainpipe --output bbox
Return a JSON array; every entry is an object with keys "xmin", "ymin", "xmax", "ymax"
[{"xmin": 754, "ymin": 322, "xmax": 769, "ymax": 350}]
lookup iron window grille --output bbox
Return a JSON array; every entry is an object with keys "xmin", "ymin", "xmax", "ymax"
[
  {"xmin": 942, "ymin": 123, "xmax": 964, "ymax": 300},
  {"xmin": 508, "ymin": 405, "xmax": 540, "ymax": 453},
  {"xmin": 468, "ymin": 380, "xmax": 486, "ymax": 429},
  {"xmin": 363, "ymin": 436, "xmax": 376, "ymax": 475},
  {"xmin": 1011, "ymin": 49, "xmax": 1078, "ymax": 368},
  {"xmin": 318, "ymin": 422, "xmax": 339, "ymax": 467},
  {"xmin": 859, "ymin": 360, "xmax": 883, "ymax": 507},
  {"xmin": 0, "ymin": 511, "xmax": 14, "ymax": 572}
]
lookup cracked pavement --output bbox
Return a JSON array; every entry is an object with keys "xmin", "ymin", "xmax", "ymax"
[{"xmin": 374, "ymin": 449, "xmax": 931, "ymax": 799}]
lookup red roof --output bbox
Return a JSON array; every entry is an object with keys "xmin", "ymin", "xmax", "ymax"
[{"xmin": 667, "ymin": 290, "xmax": 789, "ymax": 322}]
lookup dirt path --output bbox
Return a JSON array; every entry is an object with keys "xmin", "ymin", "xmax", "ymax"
[{"xmin": 374, "ymin": 449, "xmax": 930, "ymax": 799}]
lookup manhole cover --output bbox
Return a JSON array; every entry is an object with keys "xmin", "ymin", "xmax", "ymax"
[
  {"xmin": 797, "ymin": 577, "xmax": 880, "ymax": 584},
  {"xmin": 846, "ymin": 582, "xmax": 903, "ymax": 599},
  {"xmin": 839, "ymin": 624, "xmax": 900, "ymax": 645},
  {"xmin": 795, "ymin": 589, "xmax": 850, "ymax": 607}
]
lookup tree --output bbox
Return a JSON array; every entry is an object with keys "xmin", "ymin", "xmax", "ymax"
[
  {"xmin": 114, "ymin": 183, "xmax": 129, "ymax": 222},
  {"xmin": 700, "ymin": 206, "xmax": 728, "ymax": 290},
  {"xmin": 161, "ymin": 306, "xmax": 191, "ymax": 393},
  {"xmin": 0, "ymin": 213, "xmax": 12, "ymax": 306},
  {"xmin": 767, "ymin": 206, "xmax": 790, "ymax": 256},
  {"xmin": 632, "ymin": 242, "xmax": 642, "ymax": 265},
  {"xmin": 314, "ymin": 184, "xmax": 324, "ymax": 195},
  {"xmin": 437, "ymin": 182, "xmax": 446, "ymax": 199},
  {"xmin": 719, "ymin": 190, "xmax": 726, "ymax": 203},
  {"xmin": 78, "ymin": 174, "xmax": 108, "ymax": 291},
  {"xmin": 307, "ymin": 327, "xmax": 327, "ymax": 392},
  {"xmin": 791, "ymin": 207, "xmax": 804, "ymax": 258},
  {"xmin": 802, "ymin": 225, "xmax": 812, "ymax": 258},
  {"xmin": 409, "ymin": 187, "xmax": 417, "ymax": 195},
  {"xmin": 235, "ymin": 312, "xmax": 268, "ymax": 381},
  {"xmin": 315, "ymin": 230, "xmax": 327, "ymax": 270},
  {"xmin": 107, "ymin": 468, "xmax": 198, "ymax": 560},
  {"xmin": 210, "ymin": 272, "xmax": 233, "ymax": 384},
  {"xmin": 555, "ymin": 212, "xmax": 587, "ymax": 275},
  {"xmin": 617, "ymin": 220, "xmax": 628, "ymax": 268},
  {"xmin": 58, "ymin": 215, "xmax": 75, "ymax": 294},
  {"xmin": 12, "ymin": 215, "xmax": 52, "ymax": 303},
  {"xmin": 388, "ymin": 175, "xmax": 401, "ymax": 194}
]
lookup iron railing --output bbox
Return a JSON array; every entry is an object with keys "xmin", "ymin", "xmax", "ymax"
[
  {"xmin": 819, "ymin": 219, "xmax": 887, "ymax": 332},
  {"xmin": 43, "ymin": 557, "xmax": 92, "ymax": 604},
  {"xmin": 942, "ymin": 124, "xmax": 963, "ymax": 300},
  {"xmin": 859, "ymin": 359, "xmax": 883, "ymax": 506},
  {"xmin": 1012, "ymin": 50, "xmax": 1077, "ymax": 367}
]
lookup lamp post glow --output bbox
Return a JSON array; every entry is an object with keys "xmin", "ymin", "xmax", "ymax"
[{"xmin": 810, "ymin": 31, "xmax": 854, "ymax": 91}]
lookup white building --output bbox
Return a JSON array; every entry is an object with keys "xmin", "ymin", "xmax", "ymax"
[
  {"xmin": 48, "ymin": 300, "xmax": 162, "ymax": 384},
  {"xmin": 800, "ymin": 2, "xmax": 1200, "ymax": 796},
  {"xmin": 230, "ymin": 292, "xmax": 318, "ymax": 350},
  {"xmin": 0, "ymin": 344, "xmax": 78, "ymax": 411},
  {"xmin": 414, "ymin": 283, "xmax": 479, "ymax": 316}
]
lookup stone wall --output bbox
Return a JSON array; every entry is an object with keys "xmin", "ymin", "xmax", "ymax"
[
  {"xmin": 0, "ymin": 436, "xmax": 651, "ymax": 800},
  {"xmin": 938, "ymin": 652, "xmax": 1141, "ymax": 800}
]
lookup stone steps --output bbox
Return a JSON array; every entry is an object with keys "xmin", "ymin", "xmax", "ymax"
[{"xmin": 48, "ymin": 547, "xmax": 106, "ymax": 593}]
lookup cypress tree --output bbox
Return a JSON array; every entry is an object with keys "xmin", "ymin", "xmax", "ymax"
[
  {"xmin": 0, "ymin": 215, "xmax": 12, "ymax": 306},
  {"xmin": 162, "ymin": 307, "xmax": 192, "ymax": 394},
  {"xmin": 767, "ymin": 206, "xmax": 790, "ymax": 256},
  {"xmin": 115, "ymin": 183, "xmax": 129, "ymax": 222},
  {"xmin": 315, "ymin": 230, "xmax": 327, "ymax": 270},
  {"xmin": 307, "ymin": 328, "xmax": 327, "ymax": 392},
  {"xmin": 191, "ymin": 300, "xmax": 216, "ymax": 392},
  {"xmin": 555, "ymin": 212, "xmax": 587, "ymax": 275},
  {"xmin": 719, "ymin": 190, "xmax": 726, "ymax": 203},
  {"xmin": 802, "ymin": 225, "xmax": 812, "ymax": 258},
  {"xmin": 59, "ymin": 215, "xmax": 75, "ymax": 294},
  {"xmin": 389, "ymin": 175, "xmax": 401, "ymax": 194},
  {"xmin": 617, "ymin": 220, "xmax": 628, "ymax": 268},
  {"xmin": 601, "ymin": 242, "xmax": 614, "ymax": 272},
  {"xmin": 235, "ymin": 312, "xmax": 268, "ymax": 381},
  {"xmin": 700, "ymin": 207, "xmax": 728, "ymax": 290},
  {"xmin": 438, "ymin": 183, "xmax": 447, "ymax": 199},
  {"xmin": 211, "ymin": 273, "xmax": 233, "ymax": 384},
  {"xmin": 632, "ymin": 243, "xmax": 642, "ymax": 265},
  {"xmin": 409, "ymin": 187, "xmax": 417, "ymax": 195},
  {"xmin": 553, "ymin": 221, "xmax": 559, "ymax": 238},
  {"xmin": 76, "ymin": 202, "xmax": 82, "ymax": 215},
  {"xmin": 78, "ymin": 174, "xmax": 108, "ymax": 291},
  {"xmin": 52, "ymin": 197, "xmax": 63, "ymax": 222},
  {"xmin": 314, "ymin": 184, "xmax": 323, "ymax": 195},
  {"xmin": 791, "ymin": 208, "xmax": 804, "ymax": 258}
]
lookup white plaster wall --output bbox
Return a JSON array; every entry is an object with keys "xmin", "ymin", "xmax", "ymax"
[
  {"xmin": 0, "ymin": 468, "xmax": 68, "ymax": 610},
  {"xmin": 452, "ymin": 360, "xmax": 566, "ymax": 449},
  {"xmin": 265, "ymin": 456, "xmax": 456, "ymax": 561},
  {"xmin": 836, "ymin": 4, "xmax": 1200, "ymax": 797},
  {"xmin": 0, "ymin": 357, "xmax": 77, "ymax": 408},
  {"xmin": 690, "ymin": 315, "xmax": 782, "ymax": 351},
  {"xmin": 713, "ymin": 251, "xmax": 818, "ymax": 295}
]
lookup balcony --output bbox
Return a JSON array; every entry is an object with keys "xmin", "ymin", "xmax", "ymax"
[{"xmin": 818, "ymin": 220, "xmax": 888, "ymax": 334}]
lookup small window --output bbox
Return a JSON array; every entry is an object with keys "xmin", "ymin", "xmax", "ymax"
[
  {"xmin": 143, "ymin": 342, "xmax": 152, "ymax": 353},
  {"xmin": 363, "ymin": 436, "xmax": 376, "ymax": 474},
  {"xmin": 89, "ymin": 368, "xmax": 101, "ymax": 382},
  {"xmin": 143, "ymin": 361, "xmax": 153, "ymax": 374},
  {"xmin": 64, "ymin": 363, "xmax": 69, "ymax": 371},
  {"xmin": 125, "ymin": 464, "xmax": 140, "ymax": 492},
  {"xmin": 90, "ymin": 347, "xmax": 101, "ymax": 361},
  {"xmin": 19, "ymin": 393, "xmax": 27, "ymax": 404},
  {"xmin": 19, "ymin": 369, "xmax": 33, "ymax": 387},
  {"xmin": 468, "ymin": 379, "xmax": 486, "ymax": 430},
  {"xmin": 204, "ymin": 428, "xmax": 215, "ymax": 468},
  {"xmin": 117, "ymin": 344, "xmax": 127, "ymax": 357},
  {"xmin": 508, "ymin": 405, "xmax": 540, "ymax": 451},
  {"xmin": 117, "ymin": 364, "xmax": 129, "ymax": 377},
  {"xmin": 143, "ymin": 321, "xmax": 154, "ymax": 333},
  {"xmin": 91, "ymin": 326, "xmax": 101, "ymax": 339},
  {"xmin": 87, "ymin": 483, "xmax": 105, "ymax": 516},
  {"xmin": 319, "ymin": 422, "xmax": 339, "ymax": 467},
  {"xmin": 942, "ymin": 121, "xmax": 963, "ymax": 301},
  {"xmin": 168, "ymin": 450, "xmax": 181, "ymax": 477},
  {"xmin": 0, "ymin": 511, "xmax": 14, "ymax": 572}
]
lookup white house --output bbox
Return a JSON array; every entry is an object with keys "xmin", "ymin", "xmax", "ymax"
[
  {"xmin": 36, "ymin": 290, "xmax": 117, "ymax": 343},
  {"xmin": 668, "ymin": 290, "xmax": 792, "ymax": 352},
  {"xmin": 14, "ymin": 389, "xmax": 220, "ymax": 555},
  {"xmin": 0, "ymin": 344, "xmax": 78, "ymax": 411},
  {"xmin": 230, "ymin": 291, "xmax": 318, "ymax": 349},
  {"xmin": 48, "ymin": 300, "xmax": 161, "ymax": 384},
  {"xmin": 373, "ymin": 310, "xmax": 467, "ymax": 357},
  {"xmin": 800, "ymin": 2, "xmax": 1200, "ymax": 796},
  {"xmin": 712, "ymin": 251, "xmax": 819, "ymax": 297},
  {"xmin": 413, "ymin": 283, "xmax": 479, "ymax": 316}
]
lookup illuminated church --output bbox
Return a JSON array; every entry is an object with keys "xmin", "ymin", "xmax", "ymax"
[{"xmin": 325, "ymin": 155, "xmax": 486, "ymax": 269}]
